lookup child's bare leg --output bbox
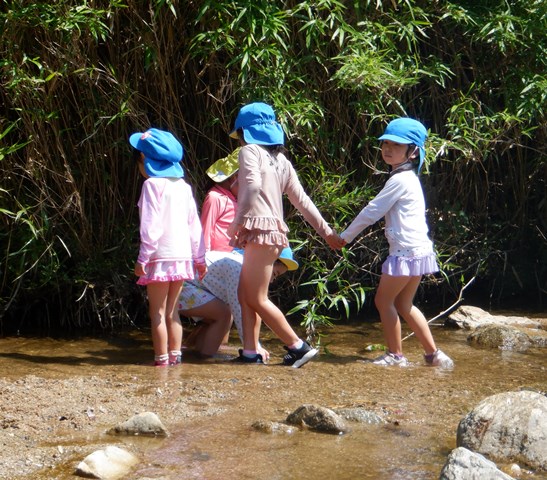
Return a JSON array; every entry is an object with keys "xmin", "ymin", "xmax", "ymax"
[
  {"xmin": 220, "ymin": 330, "xmax": 231, "ymax": 346},
  {"xmin": 165, "ymin": 281, "xmax": 184, "ymax": 354},
  {"xmin": 146, "ymin": 282, "xmax": 170, "ymax": 357},
  {"xmin": 394, "ymin": 276, "xmax": 437, "ymax": 355},
  {"xmin": 197, "ymin": 301, "xmax": 232, "ymax": 356},
  {"xmin": 239, "ymin": 243, "xmax": 299, "ymax": 349},
  {"xmin": 239, "ymin": 301, "xmax": 265, "ymax": 352},
  {"xmin": 180, "ymin": 299, "xmax": 232, "ymax": 356},
  {"xmin": 374, "ymin": 274, "xmax": 412, "ymax": 355}
]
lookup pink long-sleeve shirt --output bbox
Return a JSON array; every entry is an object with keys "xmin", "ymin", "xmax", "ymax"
[
  {"xmin": 200, "ymin": 184, "xmax": 237, "ymax": 252},
  {"xmin": 137, "ymin": 177, "xmax": 205, "ymax": 265}
]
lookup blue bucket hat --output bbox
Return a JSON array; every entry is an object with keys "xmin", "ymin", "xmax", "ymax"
[
  {"xmin": 229, "ymin": 102, "xmax": 284, "ymax": 146},
  {"xmin": 278, "ymin": 247, "xmax": 299, "ymax": 271},
  {"xmin": 129, "ymin": 128, "xmax": 184, "ymax": 178},
  {"xmin": 378, "ymin": 118, "xmax": 428, "ymax": 173}
]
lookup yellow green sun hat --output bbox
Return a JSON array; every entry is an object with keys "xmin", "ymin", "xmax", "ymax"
[{"xmin": 206, "ymin": 148, "xmax": 240, "ymax": 183}]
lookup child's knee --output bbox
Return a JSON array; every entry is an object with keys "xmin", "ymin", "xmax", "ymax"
[
  {"xmin": 165, "ymin": 313, "xmax": 181, "ymax": 325},
  {"xmin": 374, "ymin": 293, "xmax": 389, "ymax": 311},
  {"xmin": 220, "ymin": 313, "xmax": 232, "ymax": 329}
]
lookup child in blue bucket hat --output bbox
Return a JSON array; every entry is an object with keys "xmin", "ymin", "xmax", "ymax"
[
  {"xmin": 130, "ymin": 128, "xmax": 207, "ymax": 367},
  {"xmin": 227, "ymin": 102, "xmax": 343, "ymax": 368},
  {"xmin": 229, "ymin": 102, "xmax": 284, "ymax": 145},
  {"xmin": 378, "ymin": 117, "xmax": 428, "ymax": 173},
  {"xmin": 338, "ymin": 117, "xmax": 454, "ymax": 369}
]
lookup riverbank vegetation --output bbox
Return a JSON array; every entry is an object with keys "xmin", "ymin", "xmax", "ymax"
[{"xmin": 1, "ymin": 0, "xmax": 545, "ymax": 335}]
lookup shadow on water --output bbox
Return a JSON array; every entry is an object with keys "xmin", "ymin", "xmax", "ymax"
[
  {"xmin": 1, "ymin": 319, "xmax": 546, "ymax": 479},
  {"xmin": 0, "ymin": 334, "xmax": 152, "ymax": 370}
]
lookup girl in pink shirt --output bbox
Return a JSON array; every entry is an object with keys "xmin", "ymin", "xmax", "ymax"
[
  {"xmin": 227, "ymin": 102, "xmax": 342, "ymax": 368},
  {"xmin": 201, "ymin": 149, "xmax": 240, "ymax": 252},
  {"xmin": 130, "ymin": 128, "xmax": 207, "ymax": 366}
]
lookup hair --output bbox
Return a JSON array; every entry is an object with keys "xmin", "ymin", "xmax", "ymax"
[
  {"xmin": 262, "ymin": 144, "xmax": 288, "ymax": 156},
  {"xmin": 132, "ymin": 148, "xmax": 144, "ymax": 163},
  {"xmin": 406, "ymin": 144, "xmax": 419, "ymax": 163}
]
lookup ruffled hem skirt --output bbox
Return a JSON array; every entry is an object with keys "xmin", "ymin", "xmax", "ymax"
[
  {"xmin": 230, "ymin": 228, "xmax": 289, "ymax": 249},
  {"xmin": 137, "ymin": 260, "xmax": 195, "ymax": 285},
  {"xmin": 381, "ymin": 254, "xmax": 439, "ymax": 277}
]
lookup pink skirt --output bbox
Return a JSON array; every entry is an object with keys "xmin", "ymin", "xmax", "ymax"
[
  {"xmin": 137, "ymin": 260, "xmax": 195, "ymax": 285},
  {"xmin": 381, "ymin": 254, "xmax": 439, "ymax": 277}
]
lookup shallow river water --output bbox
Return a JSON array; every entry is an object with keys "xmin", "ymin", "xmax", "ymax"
[{"xmin": 1, "ymin": 319, "xmax": 546, "ymax": 479}]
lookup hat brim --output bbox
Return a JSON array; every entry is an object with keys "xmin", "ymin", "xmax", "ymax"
[
  {"xmin": 129, "ymin": 132, "xmax": 142, "ymax": 149},
  {"xmin": 278, "ymin": 257, "xmax": 299, "ymax": 271},
  {"xmin": 207, "ymin": 170, "xmax": 238, "ymax": 183},
  {"xmin": 206, "ymin": 149, "xmax": 241, "ymax": 182},
  {"xmin": 144, "ymin": 156, "xmax": 184, "ymax": 178},
  {"xmin": 378, "ymin": 133, "xmax": 413, "ymax": 144},
  {"xmin": 242, "ymin": 123, "xmax": 284, "ymax": 146}
]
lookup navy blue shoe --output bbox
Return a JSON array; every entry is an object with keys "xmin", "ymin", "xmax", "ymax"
[
  {"xmin": 282, "ymin": 342, "xmax": 318, "ymax": 368},
  {"xmin": 232, "ymin": 349, "xmax": 264, "ymax": 364}
]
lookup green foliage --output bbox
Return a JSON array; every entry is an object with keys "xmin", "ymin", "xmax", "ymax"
[
  {"xmin": 282, "ymin": 159, "xmax": 381, "ymax": 335},
  {"xmin": 287, "ymin": 246, "xmax": 369, "ymax": 336},
  {"xmin": 0, "ymin": 0, "xmax": 545, "ymax": 336}
]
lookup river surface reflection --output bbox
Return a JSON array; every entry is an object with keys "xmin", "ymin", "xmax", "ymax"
[{"xmin": 1, "ymin": 320, "xmax": 545, "ymax": 479}]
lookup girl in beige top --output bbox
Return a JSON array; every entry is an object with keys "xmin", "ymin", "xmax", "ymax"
[{"xmin": 227, "ymin": 102, "xmax": 343, "ymax": 367}]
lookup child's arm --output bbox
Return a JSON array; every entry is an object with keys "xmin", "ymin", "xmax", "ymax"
[
  {"xmin": 340, "ymin": 176, "xmax": 401, "ymax": 244},
  {"xmin": 226, "ymin": 220, "xmax": 242, "ymax": 240},
  {"xmin": 194, "ymin": 261, "xmax": 207, "ymax": 281},
  {"xmin": 284, "ymin": 163, "xmax": 334, "ymax": 241},
  {"xmin": 137, "ymin": 180, "xmax": 163, "ymax": 267},
  {"xmin": 134, "ymin": 262, "xmax": 146, "ymax": 276},
  {"xmin": 188, "ymin": 191, "xmax": 207, "ymax": 277}
]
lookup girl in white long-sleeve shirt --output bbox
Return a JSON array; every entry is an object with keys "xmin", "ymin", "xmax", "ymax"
[{"xmin": 340, "ymin": 118, "xmax": 454, "ymax": 369}]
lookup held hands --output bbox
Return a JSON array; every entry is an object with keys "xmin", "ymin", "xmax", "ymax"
[
  {"xmin": 195, "ymin": 262, "xmax": 207, "ymax": 281},
  {"xmin": 326, "ymin": 230, "xmax": 347, "ymax": 250}
]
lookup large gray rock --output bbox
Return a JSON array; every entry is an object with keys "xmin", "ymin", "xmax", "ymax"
[
  {"xmin": 457, "ymin": 391, "xmax": 547, "ymax": 471},
  {"xmin": 286, "ymin": 404, "xmax": 348, "ymax": 434},
  {"xmin": 107, "ymin": 412, "xmax": 168, "ymax": 437},
  {"xmin": 446, "ymin": 305, "xmax": 542, "ymax": 330},
  {"xmin": 75, "ymin": 446, "xmax": 138, "ymax": 479},
  {"xmin": 467, "ymin": 324, "xmax": 532, "ymax": 351},
  {"xmin": 439, "ymin": 447, "xmax": 514, "ymax": 480}
]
